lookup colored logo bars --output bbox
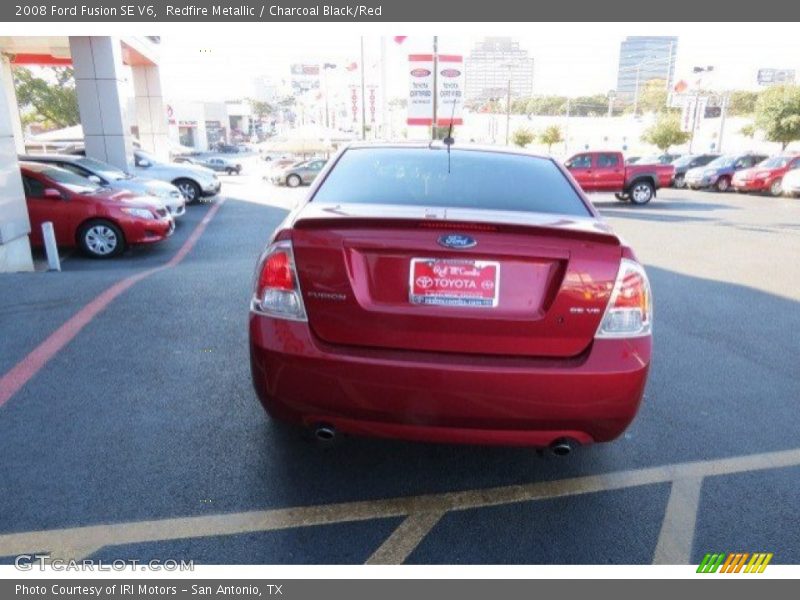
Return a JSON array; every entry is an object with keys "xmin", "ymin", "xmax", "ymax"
[{"xmin": 697, "ymin": 552, "xmax": 774, "ymax": 573}]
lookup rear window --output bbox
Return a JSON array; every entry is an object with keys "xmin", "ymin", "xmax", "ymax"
[{"xmin": 312, "ymin": 147, "xmax": 590, "ymax": 217}]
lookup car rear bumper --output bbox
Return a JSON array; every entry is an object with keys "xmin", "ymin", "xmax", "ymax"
[{"xmin": 249, "ymin": 316, "xmax": 651, "ymax": 447}]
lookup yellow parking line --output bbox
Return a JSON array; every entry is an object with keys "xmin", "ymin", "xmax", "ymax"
[
  {"xmin": 365, "ymin": 511, "xmax": 445, "ymax": 565},
  {"xmin": 1, "ymin": 447, "xmax": 799, "ymax": 560}
]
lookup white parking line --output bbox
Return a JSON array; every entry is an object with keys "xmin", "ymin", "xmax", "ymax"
[
  {"xmin": 366, "ymin": 511, "xmax": 445, "ymax": 565},
  {"xmin": 1, "ymin": 447, "xmax": 798, "ymax": 563},
  {"xmin": 652, "ymin": 477, "xmax": 704, "ymax": 565}
]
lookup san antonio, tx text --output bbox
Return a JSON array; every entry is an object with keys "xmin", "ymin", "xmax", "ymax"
[{"xmin": 165, "ymin": 4, "xmax": 383, "ymax": 17}]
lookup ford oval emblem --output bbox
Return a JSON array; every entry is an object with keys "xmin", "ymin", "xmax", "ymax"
[
  {"xmin": 440, "ymin": 68, "xmax": 461, "ymax": 77},
  {"xmin": 410, "ymin": 68, "xmax": 431, "ymax": 77},
  {"xmin": 438, "ymin": 234, "xmax": 477, "ymax": 249}
]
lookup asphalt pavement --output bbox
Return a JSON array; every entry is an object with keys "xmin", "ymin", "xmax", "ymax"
[{"xmin": 0, "ymin": 174, "xmax": 798, "ymax": 565}]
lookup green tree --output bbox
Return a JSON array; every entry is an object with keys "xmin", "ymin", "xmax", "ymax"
[
  {"xmin": 511, "ymin": 127, "xmax": 535, "ymax": 147},
  {"xmin": 539, "ymin": 125, "xmax": 564, "ymax": 153},
  {"xmin": 632, "ymin": 78, "xmax": 671, "ymax": 115},
  {"xmin": 640, "ymin": 113, "xmax": 691, "ymax": 151},
  {"xmin": 739, "ymin": 123, "xmax": 756, "ymax": 139},
  {"xmin": 13, "ymin": 67, "xmax": 80, "ymax": 129},
  {"xmin": 753, "ymin": 85, "xmax": 800, "ymax": 150},
  {"xmin": 727, "ymin": 90, "xmax": 760, "ymax": 116},
  {"xmin": 248, "ymin": 99, "xmax": 274, "ymax": 120}
]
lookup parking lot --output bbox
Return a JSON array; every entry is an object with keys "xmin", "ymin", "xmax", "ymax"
[{"xmin": 1, "ymin": 174, "xmax": 799, "ymax": 565}]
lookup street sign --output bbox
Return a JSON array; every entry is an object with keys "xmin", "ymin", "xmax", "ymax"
[
  {"xmin": 407, "ymin": 54, "xmax": 435, "ymax": 126},
  {"xmin": 436, "ymin": 54, "xmax": 464, "ymax": 127},
  {"xmin": 681, "ymin": 96, "xmax": 697, "ymax": 132}
]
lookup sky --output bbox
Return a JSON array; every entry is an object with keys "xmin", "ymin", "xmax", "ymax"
[{"xmin": 158, "ymin": 25, "xmax": 800, "ymax": 103}]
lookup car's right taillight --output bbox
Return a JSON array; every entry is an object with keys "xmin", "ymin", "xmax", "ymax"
[
  {"xmin": 595, "ymin": 258, "xmax": 652, "ymax": 338},
  {"xmin": 251, "ymin": 240, "xmax": 307, "ymax": 321}
]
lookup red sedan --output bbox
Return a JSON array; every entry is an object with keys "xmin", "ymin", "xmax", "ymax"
[
  {"xmin": 249, "ymin": 144, "xmax": 653, "ymax": 452},
  {"xmin": 21, "ymin": 162, "xmax": 174, "ymax": 258},
  {"xmin": 732, "ymin": 154, "xmax": 800, "ymax": 196}
]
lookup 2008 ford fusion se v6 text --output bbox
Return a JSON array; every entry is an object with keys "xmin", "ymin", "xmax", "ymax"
[{"xmin": 249, "ymin": 143, "xmax": 652, "ymax": 452}]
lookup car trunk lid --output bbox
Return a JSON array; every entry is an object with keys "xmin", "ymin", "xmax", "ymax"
[{"xmin": 290, "ymin": 203, "xmax": 621, "ymax": 358}]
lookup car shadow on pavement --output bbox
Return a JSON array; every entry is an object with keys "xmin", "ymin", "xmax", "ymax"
[
  {"xmin": 592, "ymin": 198, "xmax": 737, "ymax": 212},
  {"xmin": 598, "ymin": 210, "xmax": 713, "ymax": 224},
  {"xmin": 245, "ymin": 266, "xmax": 800, "ymax": 514}
]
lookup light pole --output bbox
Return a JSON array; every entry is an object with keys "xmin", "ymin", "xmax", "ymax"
[
  {"xmin": 633, "ymin": 64, "xmax": 641, "ymax": 116},
  {"xmin": 690, "ymin": 66, "xmax": 715, "ymax": 153},
  {"xmin": 503, "ymin": 62, "xmax": 513, "ymax": 145},
  {"xmin": 360, "ymin": 37, "xmax": 367, "ymax": 140},
  {"xmin": 322, "ymin": 63, "xmax": 336, "ymax": 129}
]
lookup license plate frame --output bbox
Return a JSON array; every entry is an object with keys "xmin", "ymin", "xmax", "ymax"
[{"xmin": 409, "ymin": 258, "xmax": 500, "ymax": 308}]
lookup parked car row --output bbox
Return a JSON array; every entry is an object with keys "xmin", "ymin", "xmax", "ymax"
[
  {"xmin": 19, "ymin": 151, "xmax": 222, "ymax": 259},
  {"xmin": 565, "ymin": 150, "xmax": 800, "ymax": 202}
]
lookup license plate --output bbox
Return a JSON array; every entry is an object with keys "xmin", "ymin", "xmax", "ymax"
[{"xmin": 409, "ymin": 258, "xmax": 500, "ymax": 308}]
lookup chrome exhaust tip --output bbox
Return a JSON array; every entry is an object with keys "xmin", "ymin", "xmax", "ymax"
[
  {"xmin": 314, "ymin": 424, "xmax": 336, "ymax": 442},
  {"xmin": 550, "ymin": 438, "xmax": 575, "ymax": 456}
]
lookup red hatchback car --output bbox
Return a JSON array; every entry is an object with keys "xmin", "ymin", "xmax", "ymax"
[
  {"xmin": 732, "ymin": 154, "xmax": 800, "ymax": 196},
  {"xmin": 249, "ymin": 144, "xmax": 653, "ymax": 452},
  {"xmin": 21, "ymin": 162, "xmax": 174, "ymax": 258}
]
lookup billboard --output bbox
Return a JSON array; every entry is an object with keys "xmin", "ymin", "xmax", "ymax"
[
  {"xmin": 290, "ymin": 64, "xmax": 320, "ymax": 94},
  {"xmin": 407, "ymin": 54, "xmax": 434, "ymax": 126},
  {"xmin": 757, "ymin": 68, "xmax": 796, "ymax": 86}
]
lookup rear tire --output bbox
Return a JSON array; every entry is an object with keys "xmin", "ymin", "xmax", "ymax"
[
  {"xmin": 78, "ymin": 220, "xmax": 125, "ymax": 258},
  {"xmin": 769, "ymin": 179, "xmax": 783, "ymax": 197},
  {"xmin": 715, "ymin": 176, "xmax": 731, "ymax": 193},
  {"xmin": 673, "ymin": 175, "xmax": 685, "ymax": 189},
  {"xmin": 628, "ymin": 180, "xmax": 654, "ymax": 205},
  {"xmin": 614, "ymin": 193, "xmax": 629, "ymax": 202}
]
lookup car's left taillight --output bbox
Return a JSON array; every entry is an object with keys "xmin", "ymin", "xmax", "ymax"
[
  {"xmin": 595, "ymin": 258, "xmax": 652, "ymax": 338},
  {"xmin": 251, "ymin": 240, "xmax": 307, "ymax": 321}
]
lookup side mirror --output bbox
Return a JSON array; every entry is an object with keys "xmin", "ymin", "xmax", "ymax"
[
  {"xmin": 43, "ymin": 188, "xmax": 63, "ymax": 199},
  {"xmin": 88, "ymin": 175, "xmax": 102, "ymax": 184},
  {"xmin": 564, "ymin": 160, "xmax": 573, "ymax": 168},
  {"xmin": 137, "ymin": 159, "xmax": 151, "ymax": 168}
]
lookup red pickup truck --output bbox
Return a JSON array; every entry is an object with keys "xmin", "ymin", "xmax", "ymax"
[{"xmin": 564, "ymin": 151, "xmax": 675, "ymax": 205}]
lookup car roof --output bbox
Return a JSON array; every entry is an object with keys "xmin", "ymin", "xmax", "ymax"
[
  {"xmin": 18, "ymin": 153, "xmax": 84, "ymax": 163},
  {"xmin": 342, "ymin": 141, "xmax": 554, "ymax": 161},
  {"xmin": 18, "ymin": 161, "xmax": 52, "ymax": 173}
]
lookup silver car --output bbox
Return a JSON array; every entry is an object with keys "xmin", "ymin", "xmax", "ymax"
[
  {"xmin": 19, "ymin": 154, "xmax": 186, "ymax": 218},
  {"xmin": 271, "ymin": 159, "xmax": 327, "ymax": 187},
  {"xmin": 134, "ymin": 150, "xmax": 221, "ymax": 203}
]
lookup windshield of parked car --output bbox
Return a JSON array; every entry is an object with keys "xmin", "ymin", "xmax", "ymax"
[
  {"xmin": 136, "ymin": 150, "xmax": 162, "ymax": 165},
  {"xmin": 312, "ymin": 148, "xmax": 591, "ymax": 217},
  {"xmin": 758, "ymin": 156, "xmax": 791, "ymax": 168},
  {"xmin": 672, "ymin": 155, "xmax": 697, "ymax": 167},
  {"xmin": 707, "ymin": 156, "xmax": 734, "ymax": 169},
  {"xmin": 76, "ymin": 157, "xmax": 130, "ymax": 181},
  {"xmin": 39, "ymin": 165, "xmax": 103, "ymax": 193}
]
